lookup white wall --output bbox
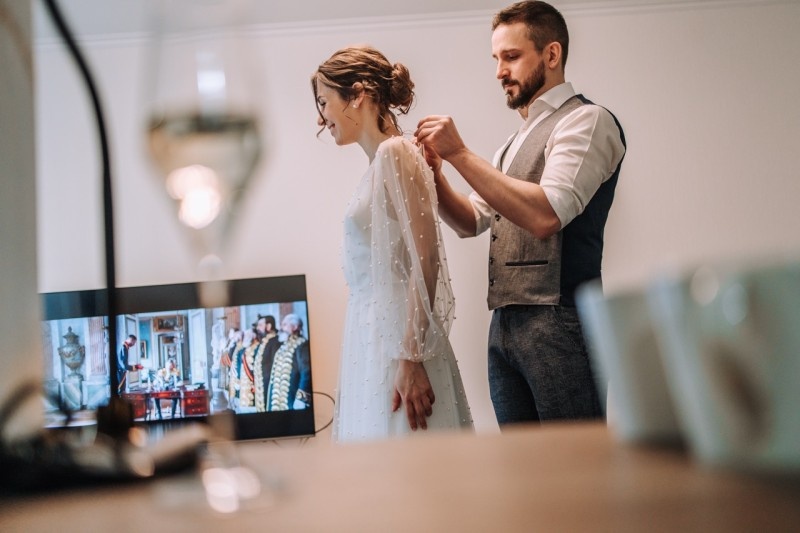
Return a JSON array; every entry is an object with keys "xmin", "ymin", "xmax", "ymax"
[{"xmin": 34, "ymin": 0, "xmax": 800, "ymax": 442}]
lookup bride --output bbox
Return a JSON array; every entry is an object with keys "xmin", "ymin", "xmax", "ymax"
[{"xmin": 311, "ymin": 46, "xmax": 473, "ymax": 442}]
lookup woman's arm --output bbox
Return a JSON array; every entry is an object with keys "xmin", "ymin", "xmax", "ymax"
[{"xmin": 375, "ymin": 139, "xmax": 450, "ymax": 430}]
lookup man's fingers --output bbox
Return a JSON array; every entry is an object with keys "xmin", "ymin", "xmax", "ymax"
[
  {"xmin": 416, "ymin": 115, "xmax": 445, "ymax": 129},
  {"xmin": 414, "ymin": 124, "xmax": 432, "ymax": 142},
  {"xmin": 415, "ymin": 116, "xmax": 446, "ymax": 141}
]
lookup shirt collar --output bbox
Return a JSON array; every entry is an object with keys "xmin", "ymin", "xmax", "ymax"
[{"xmin": 521, "ymin": 82, "xmax": 576, "ymax": 123}]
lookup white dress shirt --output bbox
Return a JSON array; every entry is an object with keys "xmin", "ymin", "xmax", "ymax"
[{"xmin": 469, "ymin": 82, "xmax": 626, "ymax": 236}]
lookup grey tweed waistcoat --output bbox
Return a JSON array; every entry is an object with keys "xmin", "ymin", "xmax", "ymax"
[{"xmin": 487, "ymin": 95, "xmax": 621, "ymax": 309}]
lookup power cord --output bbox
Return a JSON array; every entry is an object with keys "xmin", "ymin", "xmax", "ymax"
[
  {"xmin": 313, "ymin": 391, "xmax": 335, "ymax": 434},
  {"xmin": 266, "ymin": 391, "xmax": 335, "ymax": 448}
]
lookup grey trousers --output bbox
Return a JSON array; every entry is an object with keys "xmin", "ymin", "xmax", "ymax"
[{"xmin": 488, "ymin": 304, "xmax": 604, "ymax": 425}]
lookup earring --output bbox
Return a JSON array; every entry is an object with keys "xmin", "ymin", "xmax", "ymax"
[{"xmin": 353, "ymin": 104, "xmax": 358, "ymax": 108}]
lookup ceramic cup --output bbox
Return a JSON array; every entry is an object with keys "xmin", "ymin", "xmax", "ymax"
[
  {"xmin": 576, "ymin": 280, "xmax": 681, "ymax": 444},
  {"xmin": 647, "ymin": 261, "xmax": 800, "ymax": 471}
]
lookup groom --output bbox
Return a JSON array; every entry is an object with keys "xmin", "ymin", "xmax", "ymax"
[{"xmin": 416, "ymin": 0, "xmax": 626, "ymax": 426}]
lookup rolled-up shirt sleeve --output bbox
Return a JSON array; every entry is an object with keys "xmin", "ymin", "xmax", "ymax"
[
  {"xmin": 540, "ymin": 105, "xmax": 626, "ymax": 228},
  {"xmin": 468, "ymin": 191, "xmax": 492, "ymax": 236},
  {"xmin": 463, "ymin": 103, "xmax": 624, "ymax": 236}
]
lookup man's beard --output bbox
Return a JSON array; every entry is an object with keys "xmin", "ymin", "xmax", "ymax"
[{"xmin": 504, "ymin": 59, "xmax": 545, "ymax": 110}]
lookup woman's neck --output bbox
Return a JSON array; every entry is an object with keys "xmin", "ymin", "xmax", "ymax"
[{"xmin": 360, "ymin": 118, "xmax": 401, "ymax": 162}]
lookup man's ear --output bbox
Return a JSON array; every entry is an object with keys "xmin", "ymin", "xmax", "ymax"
[{"xmin": 545, "ymin": 42, "xmax": 562, "ymax": 70}]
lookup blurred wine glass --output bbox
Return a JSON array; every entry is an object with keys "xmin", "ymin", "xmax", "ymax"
[{"xmin": 144, "ymin": 0, "xmax": 261, "ymax": 306}]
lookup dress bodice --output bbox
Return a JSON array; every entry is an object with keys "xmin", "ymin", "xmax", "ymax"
[{"xmin": 342, "ymin": 166, "xmax": 374, "ymax": 290}]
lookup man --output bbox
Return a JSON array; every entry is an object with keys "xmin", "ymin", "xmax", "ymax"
[
  {"xmin": 117, "ymin": 334, "xmax": 137, "ymax": 394},
  {"xmin": 253, "ymin": 314, "xmax": 281, "ymax": 412},
  {"xmin": 415, "ymin": 1, "xmax": 626, "ymax": 425},
  {"xmin": 267, "ymin": 314, "xmax": 311, "ymax": 411}
]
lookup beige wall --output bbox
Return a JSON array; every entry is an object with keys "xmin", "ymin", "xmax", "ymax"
[{"xmin": 34, "ymin": 0, "xmax": 800, "ymax": 441}]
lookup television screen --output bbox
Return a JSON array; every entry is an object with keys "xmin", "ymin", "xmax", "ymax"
[{"xmin": 40, "ymin": 275, "xmax": 315, "ymax": 441}]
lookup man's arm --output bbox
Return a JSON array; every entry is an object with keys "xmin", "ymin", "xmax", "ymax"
[
  {"xmin": 447, "ymin": 148, "xmax": 561, "ymax": 239},
  {"xmin": 421, "ymin": 146, "xmax": 477, "ymax": 237},
  {"xmin": 416, "ymin": 116, "xmax": 561, "ymax": 240}
]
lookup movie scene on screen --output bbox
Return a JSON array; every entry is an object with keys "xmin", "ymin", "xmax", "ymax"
[{"xmin": 40, "ymin": 275, "xmax": 316, "ymax": 441}]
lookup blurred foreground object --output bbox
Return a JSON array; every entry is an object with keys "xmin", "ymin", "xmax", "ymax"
[
  {"xmin": 576, "ymin": 280, "xmax": 681, "ymax": 444},
  {"xmin": 648, "ymin": 260, "xmax": 800, "ymax": 473},
  {"xmin": 144, "ymin": 0, "xmax": 263, "ymax": 307},
  {"xmin": 580, "ymin": 258, "xmax": 800, "ymax": 474}
]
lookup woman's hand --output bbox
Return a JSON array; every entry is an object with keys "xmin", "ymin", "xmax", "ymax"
[{"xmin": 392, "ymin": 359, "xmax": 435, "ymax": 431}]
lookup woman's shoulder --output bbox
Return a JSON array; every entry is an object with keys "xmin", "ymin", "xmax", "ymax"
[{"xmin": 376, "ymin": 136, "xmax": 418, "ymax": 160}]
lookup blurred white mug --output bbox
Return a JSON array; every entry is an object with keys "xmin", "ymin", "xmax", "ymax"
[
  {"xmin": 647, "ymin": 261, "xmax": 800, "ymax": 472},
  {"xmin": 576, "ymin": 280, "xmax": 681, "ymax": 444}
]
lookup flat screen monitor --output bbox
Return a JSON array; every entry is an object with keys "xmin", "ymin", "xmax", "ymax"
[{"xmin": 40, "ymin": 274, "xmax": 315, "ymax": 441}]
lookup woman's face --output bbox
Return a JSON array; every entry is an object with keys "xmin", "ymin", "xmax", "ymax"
[{"xmin": 315, "ymin": 81, "xmax": 360, "ymax": 146}]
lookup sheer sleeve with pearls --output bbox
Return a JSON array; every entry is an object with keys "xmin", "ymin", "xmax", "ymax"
[{"xmin": 368, "ymin": 137, "xmax": 455, "ymax": 362}]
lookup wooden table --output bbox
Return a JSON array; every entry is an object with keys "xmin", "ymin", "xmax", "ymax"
[{"xmin": 1, "ymin": 423, "xmax": 799, "ymax": 531}]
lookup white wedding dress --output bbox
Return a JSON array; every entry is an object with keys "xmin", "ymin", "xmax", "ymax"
[{"xmin": 333, "ymin": 137, "xmax": 473, "ymax": 443}]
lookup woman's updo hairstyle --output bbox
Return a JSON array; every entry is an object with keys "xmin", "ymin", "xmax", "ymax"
[{"xmin": 312, "ymin": 46, "xmax": 415, "ymax": 134}]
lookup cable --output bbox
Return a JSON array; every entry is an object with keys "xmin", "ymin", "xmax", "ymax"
[
  {"xmin": 266, "ymin": 391, "xmax": 335, "ymax": 448},
  {"xmin": 312, "ymin": 391, "xmax": 335, "ymax": 434}
]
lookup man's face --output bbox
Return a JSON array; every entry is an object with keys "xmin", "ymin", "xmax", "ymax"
[
  {"xmin": 281, "ymin": 318, "xmax": 297, "ymax": 336},
  {"xmin": 492, "ymin": 22, "xmax": 546, "ymax": 110}
]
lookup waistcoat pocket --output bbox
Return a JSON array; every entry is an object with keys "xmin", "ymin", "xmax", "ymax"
[{"xmin": 505, "ymin": 260, "xmax": 549, "ymax": 267}]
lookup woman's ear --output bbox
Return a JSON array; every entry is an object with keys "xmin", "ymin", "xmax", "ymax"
[{"xmin": 351, "ymin": 81, "xmax": 365, "ymax": 108}]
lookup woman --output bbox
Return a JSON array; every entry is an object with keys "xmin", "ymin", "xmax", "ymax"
[{"xmin": 312, "ymin": 46, "xmax": 472, "ymax": 442}]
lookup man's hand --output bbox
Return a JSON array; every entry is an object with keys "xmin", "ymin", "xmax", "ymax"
[
  {"xmin": 415, "ymin": 115, "xmax": 467, "ymax": 161},
  {"xmin": 392, "ymin": 359, "xmax": 435, "ymax": 431},
  {"xmin": 420, "ymin": 142, "xmax": 442, "ymax": 175}
]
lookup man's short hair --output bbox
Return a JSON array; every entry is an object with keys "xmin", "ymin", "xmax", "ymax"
[{"xmin": 492, "ymin": 1, "xmax": 570, "ymax": 68}]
